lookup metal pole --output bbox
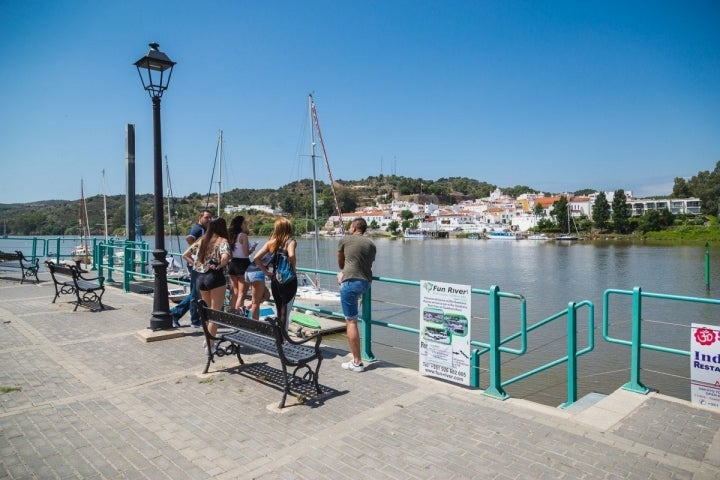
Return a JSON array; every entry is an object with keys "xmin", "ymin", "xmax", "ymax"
[
  {"xmin": 484, "ymin": 285, "xmax": 508, "ymax": 400},
  {"xmin": 149, "ymin": 95, "xmax": 171, "ymax": 330},
  {"xmin": 622, "ymin": 287, "xmax": 649, "ymax": 394},
  {"xmin": 126, "ymin": 124, "xmax": 136, "ymax": 241},
  {"xmin": 705, "ymin": 242, "xmax": 710, "ymax": 291}
]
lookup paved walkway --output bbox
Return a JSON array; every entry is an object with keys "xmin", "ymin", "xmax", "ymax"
[{"xmin": 1, "ymin": 272, "xmax": 719, "ymax": 479}]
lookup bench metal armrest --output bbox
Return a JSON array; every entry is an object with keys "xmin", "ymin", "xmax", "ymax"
[
  {"xmin": 277, "ymin": 324, "xmax": 323, "ymax": 350},
  {"xmin": 73, "ymin": 268, "xmax": 105, "ymax": 286}
]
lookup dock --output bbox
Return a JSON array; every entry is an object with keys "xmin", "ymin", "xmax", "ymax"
[{"xmin": 1, "ymin": 270, "xmax": 719, "ymax": 479}]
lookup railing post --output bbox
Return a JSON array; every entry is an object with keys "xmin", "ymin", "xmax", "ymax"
[
  {"xmin": 705, "ymin": 242, "xmax": 710, "ymax": 291},
  {"xmin": 30, "ymin": 237, "xmax": 39, "ymax": 260},
  {"xmin": 123, "ymin": 245, "xmax": 132, "ymax": 293},
  {"xmin": 470, "ymin": 349, "xmax": 481, "ymax": 388},
  {"xmin": 560, "ymin": 302, "xmax": 578, "ymax": 408},
  {"xmin": 105, "ymin": 244, "xmax": 115, "ymax": 283},
  {"xmin": 97, "ymin": 244, "xmax": 104, "ymax": 282},
  {"xmin": 52, "ymin": 237, "xmax": 61, "ymax": 264},
  {"xmin": 360, "ymin": 286, "xmax": 376, "ymax": 362},
  {"xmin": 91, "ymin": 240, "xmax": 98, "ymax": 271},
  {"xmin": 622, "ymin": 287, "xmax": 650, "ymax": 394},
  {"xmin": 483, "ymin": 285, "xmax": 508, "ymax": 399}
]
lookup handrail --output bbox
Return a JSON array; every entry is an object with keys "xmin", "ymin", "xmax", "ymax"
[
  {"xmin": 602, "ymin": 287, "xmax": 720, "ymax": 394},
  {"xmin": 2, "ymin": 236, "xmax": 716, "ymax": 409}
]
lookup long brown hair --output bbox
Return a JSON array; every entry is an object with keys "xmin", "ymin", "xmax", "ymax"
[
  {"xmin": 228, "ymin": 215, "xmax": 245, "ymax": 241},
  {"xmin": 197, "ymin": 217, "xmax": 229, "ymax": 263},
  {"xmin": 269, "ymin": 217, "xmax": 293, "ymax": 252}
]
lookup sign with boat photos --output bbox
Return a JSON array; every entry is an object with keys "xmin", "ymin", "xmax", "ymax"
[
  {"xmin": 690, "ymin": 323, "xmax": 720, "ymax": 411},
  {"xmin": 419, "ymin": 280, "xmax": 471, "ymax": 386}
]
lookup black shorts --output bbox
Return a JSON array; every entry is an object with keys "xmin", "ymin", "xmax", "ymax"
[
  {"xmin": 228, "ymin": 258, "xmax": 251, "ymax": 276},
  {"xmin": 196, "ymin": 270, "xmax": 226, "ymax": 291}
]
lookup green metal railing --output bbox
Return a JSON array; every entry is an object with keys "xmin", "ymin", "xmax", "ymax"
[
  {"xmin": 339, "ymin": 276, "xmax": 595, "ymax": 407},
  {"xmin": 2, "ymin": 236, "xmax": 717, "ymax": 409},
  {"xmin": 603, "ymin": 287, "xmax": 720, "ymax": 394}
]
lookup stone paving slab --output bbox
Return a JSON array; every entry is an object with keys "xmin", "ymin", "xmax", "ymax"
[{"xmin": 0, "ymin": 275, "xmax": 719, "ymax": 479}]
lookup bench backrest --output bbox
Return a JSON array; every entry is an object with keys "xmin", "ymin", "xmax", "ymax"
[
  {"xmin": 0, "ymin": 251, "xmax": 22, "ymax": 262},
  {"xmin": 45, "ymin": 261, "xmax": 74, "ymax": 278},
  {"xmin": 198, "ymin": 300, "xmax": 279, "ymax": 339}
]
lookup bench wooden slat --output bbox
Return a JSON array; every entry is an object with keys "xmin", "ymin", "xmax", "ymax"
[{"xmin": 198, "ymin": 300, "xmax": 323, "ymax": 408}]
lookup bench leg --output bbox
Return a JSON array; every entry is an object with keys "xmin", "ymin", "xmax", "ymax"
[
  {"xmin": 202, "ymin": 354, "xmax": 212, "ymax": 374},
  {"xmin": 278, "ymin": 364, "xmax": 290, "ymax": 409},
  {"xmin": 96, "ymin": 288, "xmax": 105, "ymax": 311},
  {"xmin": 313, "ymin": 358, "xmax": 323, "ymax": 395}
]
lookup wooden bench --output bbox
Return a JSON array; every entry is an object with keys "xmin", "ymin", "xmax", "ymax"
[
  {"xmin": 197, "ymin": 300, "xmax": 323, "ymax": 408},
  {"xmin": 0, "ymin": 250, "xmax": 40, "ymax": 284},
  {"xmin": 45, "ymin": 261, "xmax": 106, "ymax": 311}
]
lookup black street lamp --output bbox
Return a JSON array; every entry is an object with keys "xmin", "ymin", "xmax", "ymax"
[{"xmin": 134, "ymin": 42, "xmax": 176, "ymax": 330}]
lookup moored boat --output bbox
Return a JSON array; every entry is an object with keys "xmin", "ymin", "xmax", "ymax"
[
  {"xmin": 555, "ymin": 234, "xmax": 580, "ymax": 241},
  {"xmin": 403, "ymin": 229, "xmax": 428, "ymax": 239},
  {"xmin": 487, "ymin": 231, "xmax": 521, "ymax": 240},
  {"xmin": 527, "ymin": 233, "xmax": 550, "ymax": 241}
]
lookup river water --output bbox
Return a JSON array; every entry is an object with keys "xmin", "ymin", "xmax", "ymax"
[
  {"xmin": 291, "ymin": 236, "xmax": 720, "ymax": 406},
  {"xmin": 8, "ymin": 235, "xmax": 720, "ymax": 406}
]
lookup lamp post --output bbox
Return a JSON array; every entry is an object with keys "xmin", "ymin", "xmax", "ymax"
[{"xmin": 135, "ymin": 42, "xmax": 176, "ymax": 330}]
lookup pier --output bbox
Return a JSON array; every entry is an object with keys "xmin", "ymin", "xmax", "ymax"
[{"xmin": 1, "ymin": 271, "xmax": 719, "ymax": 479}]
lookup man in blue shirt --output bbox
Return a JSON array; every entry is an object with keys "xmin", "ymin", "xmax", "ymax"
[{"xmin": 171, "ymin": 209, "xmax": 212, "ymax": 327}]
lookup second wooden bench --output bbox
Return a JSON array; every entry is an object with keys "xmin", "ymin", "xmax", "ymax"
[{"xmin": 45, "ymin": 261, "xmax": 106, "ymax": 311}]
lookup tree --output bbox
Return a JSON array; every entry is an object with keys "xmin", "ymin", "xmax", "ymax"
[
  {"xmin": 644, "ymin": 209, "xmax": 674, "ymax": 232},
  {"xmin": 611, "ymin": 189, "xmax": 631, "ymax": 233},
  {"xmin": 501, "ymin": 185, "xmax": 537, "ymax": 198},
  {"xmin": 672, "ymin": 177, "xmax": 692, "ymax": 198},
  {"xmin": 592, "ymin": 192, "xmax": 611, "ymax": 231},
  {"xmin": 387, "ymin": 220, "xmax": 399, "ymax": 234},
  {"xmin": 400, "ymin": 210, "xmax": 414, "ymax": 221},
  {"xmin": 537, "ymin": 217, "xmax": 556, "ymax": 232},
  {"xmin": 686, "ymin": 161, "xmax": 720, "ymax": 216},
  {"xmin": 533, "ymin": 203, "xmax": 544, "ymax": 216},
  {"xmin": 550, "ymin": 196, "xmax": 569, "ymax": 233}
]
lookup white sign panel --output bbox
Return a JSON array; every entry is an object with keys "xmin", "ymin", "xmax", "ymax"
[
  {"xmin": 419, "ymin": 280, "xmax": 471, "ymax": 386},
  {"xmin": 690, "ymin": 323, "xmax": 720, "ymax": 410}
]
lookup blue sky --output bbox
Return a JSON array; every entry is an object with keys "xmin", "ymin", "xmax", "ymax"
[{"xmin": 1, "ymin": 0, "xmax": 718, "ymax": 204}]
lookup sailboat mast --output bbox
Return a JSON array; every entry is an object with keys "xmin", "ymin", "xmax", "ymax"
[
  {"xmin": 79, "ymin": 179, "xmax": 91, "ymax": 247},
  {"xmin": 309, "ymin": 96, "xmax": 344, "ymax": 234},
  {"xmin": 165, "ymin": 156, "xmax": 173, "ymax": 232},
  {"xmin": 102, "ymin": 170, "xmax": 108, "ymax": 242},
  {"xmin": 308, "ymin": 95, "xmax": 320, "ymax": 282},
  {"xmin": 217, "ymin": 130, "xmax": 223, "ymax": 215}
]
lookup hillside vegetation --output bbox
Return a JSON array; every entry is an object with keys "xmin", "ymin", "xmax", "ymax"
[{"xmin": 2, "ymin": 167, "xmax": 719, "ymax": 243}]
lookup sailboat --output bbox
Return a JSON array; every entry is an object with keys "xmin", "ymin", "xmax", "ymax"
[
  {"xmin": 556, "ymin": 204, "xmax": 580, "ymax": 241},
  {"xmin": 163, "ymin": 156, "xmax": 191, "ymax": 302},
  {"xmin": 293, "ymin": 95, "xmax": 342, "ymax": 308},
  {"xmin": 71, "ymin": 180, "xmax": 93, "ymax": 265}
]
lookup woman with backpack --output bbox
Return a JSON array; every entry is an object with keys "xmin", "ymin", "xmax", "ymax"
[{"xmin": 253, "ymin": 217, "xmax": 297, "ymax": 330}]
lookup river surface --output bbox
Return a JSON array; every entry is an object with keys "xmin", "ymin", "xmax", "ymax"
[
  {"xmin": 7, "ymin": 235, "xmax": 720, "ymax": 407},
  {"xmin": 290, "ymin": 236, "xmax": 720, "ymax": 406}
]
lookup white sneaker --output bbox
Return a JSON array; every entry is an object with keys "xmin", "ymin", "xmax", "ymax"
[
  {"xmin": 203, "ymin": 341, "xmax": 218, "ymax": 355},
  {"xmin": 341, "ymin": 361, "xmax": 365, "ymax": 372}
]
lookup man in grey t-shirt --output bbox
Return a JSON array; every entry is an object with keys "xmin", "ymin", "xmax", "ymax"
[{"xmin": 337, "ymin": 218, "xmax": 376, "ymax": 372}]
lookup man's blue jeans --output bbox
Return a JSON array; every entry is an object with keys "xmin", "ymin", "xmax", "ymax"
[{"xmin": 170, "ymin": 269, "xmax": 200, "ymax": 326}]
